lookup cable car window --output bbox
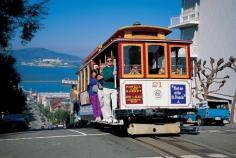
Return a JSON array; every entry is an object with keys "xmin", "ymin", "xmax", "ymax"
[
  {"xmin": 148, "ymin": 45, "xmax": 165, "ymax": 75},
  {"xmin": 123, "ymin": 45, "xmax": 142, "ymax": 76},
  {"xmin": 171, "ymin": 47, "xmax": 187, "ymax": 75}
]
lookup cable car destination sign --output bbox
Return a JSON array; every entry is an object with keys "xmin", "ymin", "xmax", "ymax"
[
  {"xmin": 170, "ymin": 84, "xmax": 186, "ymax": 104},
  {"xmin": 125, "ymin": 84, "xmax": 143, "ymax": 104}
]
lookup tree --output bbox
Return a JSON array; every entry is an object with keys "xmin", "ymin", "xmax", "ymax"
[
  {"xmin": 53, "ymin": 109, "xmax": 70, "ymax": 125},
  {"xmin": 0, "ymin": 0, "xmax": 48, "ymax": 114},
  {"xmin": 193, "ymin": 58, "xmax": 232, "ymax": 101},
  {"xmin": 0, "ymin": 0, "xmax": 48, "ymax": 51},
  {"xmin": 0, "ymin": 54, "xmax": 26, "ymax": 113},
  {"xmin": 226, "ymin": 56, "xmax": 236, "ymax": 73},
  {"xmin": 224, "ymin": 56, "xmax": 236, "ymax": 125}
]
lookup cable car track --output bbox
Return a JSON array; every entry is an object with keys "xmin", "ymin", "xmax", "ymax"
[
  {"xmin": 157, "ymin": 136, "xmax": 236, "ymax": 158},
  {"xmin": 89, "ymin": 122, "xmax": 234, "ymax": 157},
  {"xmin": 130, "ymin": 137, "xmax": 181, "ymax": 158},
  {"xmin": 131, "ymin": 136, "xmax": 235, "ymax": 158}
]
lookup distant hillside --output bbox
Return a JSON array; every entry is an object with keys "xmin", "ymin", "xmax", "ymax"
[{"xmin": 9, "ymin": 48, "xmax": 82, "ymax": 66}]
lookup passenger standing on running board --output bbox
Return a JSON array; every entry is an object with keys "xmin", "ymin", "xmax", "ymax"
[
  {"xmin": 88, "ymin": 70, "xmax": 102, "ymax": 122},
  {"xmin": 70, "ymin": 84, "xmax": 80, "ymax": 120},
  {"xmin": 96, "ymin": 63, "xmax": 106, "ymax": 121},
  {"xmin": 102, "ymin": 56, "xmax": 118, "ymax": 123}
]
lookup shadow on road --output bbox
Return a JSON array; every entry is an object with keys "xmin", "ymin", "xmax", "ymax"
[{"xmin": 0, "ymin": 126, "xmax": 67, "ymax": 136}]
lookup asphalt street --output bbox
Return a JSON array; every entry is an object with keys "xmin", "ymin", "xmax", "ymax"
[
  {"xmin": 27, "ymin": 100, "xmax": 50, "ymax": 130},
  {"xmin": 0, "ymin": 125, "xmax": 236, "ymax": 158},
  {"xmin": 0, "ymin": 128, "xmax": 158, "ymax": 158},
  {"xmin": 181, "ymin": 125, "xmax": 236, "ymax": 155}
]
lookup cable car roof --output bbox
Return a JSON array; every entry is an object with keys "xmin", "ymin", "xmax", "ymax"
[
  {"xmin": 81, "ymin": 25, "xmax": 182, "ymax": 64},
  {"xmin": 110, "ymin": 25, "xmax": 172, "ymax": 38}
]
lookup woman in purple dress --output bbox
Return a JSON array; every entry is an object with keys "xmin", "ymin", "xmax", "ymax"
[{"xmin": 88, "ymin": 70, "xmax": 102, "ymax": 122}]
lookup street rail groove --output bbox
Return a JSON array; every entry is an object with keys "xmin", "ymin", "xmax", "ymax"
[
  {"xmin": 128, "ymin": 137, "xmax": 176, "ymax": 158},
  {"xmin": 131, "ymin": 136, "xmax": 235, "ymax": 158},
  {"xmin": 152, "ymin": 136, "xmax": 232, "ymax": 158},
  {"xmin": 131, "ymin": 137, "xmax": 184, "ymax": 158},
  {"xmin": 173, "ymin": 137, "xmax": 236, "ymax": 158}
]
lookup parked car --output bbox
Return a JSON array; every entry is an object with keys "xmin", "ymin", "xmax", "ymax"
[
  {"xmin": 57, "ymin": 124, "xmax": 64, "ymax": 128},
  {"xmin": 180, "ymin": 100, "xmax": 230, "ymax": 126},
  {"xmin": 0, "ymin": 114, "xmax": 28, "ymax": 132}
]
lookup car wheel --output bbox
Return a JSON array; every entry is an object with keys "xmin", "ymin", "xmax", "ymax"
[
  {"xmin": 197, "ymin": 117, "xmax": 204, "ymax": 126},
  {"xmin": 10, "ymin": 123, "xmax": 19, "ymax": 131},
  {"xmin": 217, "ymin": 120, "xmax": 224, "ymax": 126}
]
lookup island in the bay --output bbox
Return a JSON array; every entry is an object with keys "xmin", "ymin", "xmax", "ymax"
[
  {"xmin": 10, "ymin": 48, "xmax": 82, "ymax": 68},
  {"xmin": 21, "ymin": 58, "xmax": 72, "ymax": 67}
]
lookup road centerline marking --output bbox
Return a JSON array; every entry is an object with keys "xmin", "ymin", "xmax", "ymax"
[
  {"xmin": 67, "ymin": 129, "xmax": 87, "ymax": 135},
  {"xmin": 0, "ymin": 133, "xmax": 109, "ymax": 142}
]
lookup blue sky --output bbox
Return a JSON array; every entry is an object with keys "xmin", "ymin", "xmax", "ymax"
[{"xmin": 13, "ymin": 0, "xmax": 181, "ymax": 58}]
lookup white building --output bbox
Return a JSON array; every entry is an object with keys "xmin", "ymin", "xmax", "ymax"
[
  {"xmin": 169, "ymin": 0, "xmax": 236, "ymax": 97},
  {"xmin": 42, "ymin": 58, "xmax": 62, "ymax": 63},
  {"xmin": 169, "ymin": 0, "xmax": 236, "ymax": 121},
  {"xmin": 37, "ymin": 92, "xmax": 70, "ymax": 107}
]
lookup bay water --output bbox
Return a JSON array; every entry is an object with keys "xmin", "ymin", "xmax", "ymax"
[{"xmin": 16, "ymin": 65, "xmax": 79, "ymax": 93}]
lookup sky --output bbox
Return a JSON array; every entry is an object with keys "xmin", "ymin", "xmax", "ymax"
[{"xmin": 13, "ymin": 0, "xmax": 181, "ymax": 58}]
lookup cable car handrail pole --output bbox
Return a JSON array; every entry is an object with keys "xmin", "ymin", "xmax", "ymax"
[{"xmin": 114, "ymin": 58, "xmax": 117, "ymax": 89}]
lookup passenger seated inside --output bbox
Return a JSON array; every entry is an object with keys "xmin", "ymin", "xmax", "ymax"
[
  {"xmin": 171, "ymin": 47, "xmax": 187, "ymax": 75},
  {"xmin": 149, "ymin": 53, "xmax": 158, "ymax": 74},
  {"xmin": 123, "ymin": 45, "xmax": 142, "ymax": 75},
  {"xmin": 175, "ymin": 67, "xmax": 181, "ymax": 75},
  {"xmin": 129, "ymin": 65, "xmax": 140, "ymax": 74},
  {"xmin": 148, "ymin": 45, "xmax": 165, "ymax": 75},
  {"xmin": 93, "ymin": 65, "xmax": 99, "ymax": 74},
  {"xmin": 159, "ymin": 68, "xmax": 165, "ymax": 74}
]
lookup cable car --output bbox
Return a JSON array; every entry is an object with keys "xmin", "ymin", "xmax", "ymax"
[{"xmin": 77, "ymin": 24, "xmax": 194, "ymax": 135}]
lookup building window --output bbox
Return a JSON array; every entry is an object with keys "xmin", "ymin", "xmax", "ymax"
[
  {"xmin": 171, "ymin": 46, "xmax": 187, "ymax": 76},
  {"xmin": 122, "ymin": 44, "xmax": 143, "ymax": 77},
  {"xmin": 147, "ymin": 44, "xmax": 166, "ymax": 76},
  {"xmin": 181, "ymin": 26, "xmax": 197, "ymax": 40}
]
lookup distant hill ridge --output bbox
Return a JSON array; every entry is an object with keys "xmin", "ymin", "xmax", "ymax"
[{"xmin": 9, "ymin": 48, "xmax": 82, "ymax": 64}]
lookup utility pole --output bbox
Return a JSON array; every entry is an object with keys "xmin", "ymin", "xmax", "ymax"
[{"xmin": 230, "ymin": 90, "xmax": 236, "ymax": 127}]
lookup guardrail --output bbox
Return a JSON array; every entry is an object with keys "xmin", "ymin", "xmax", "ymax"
[{"xmin": 170, "ymin": 7, "xmax": 199, "ymax": 27}]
